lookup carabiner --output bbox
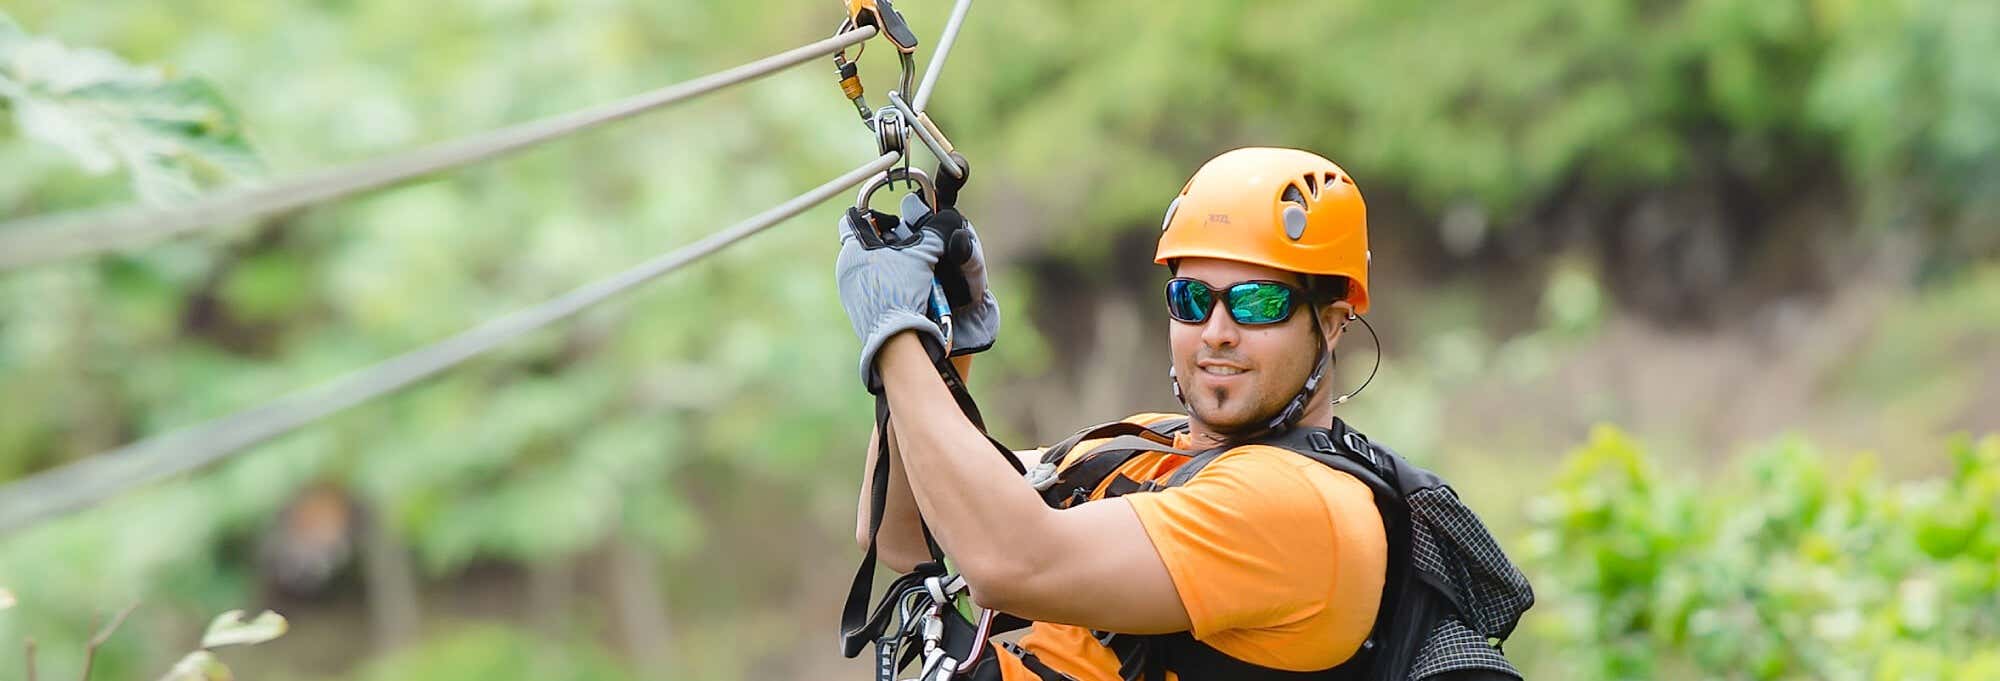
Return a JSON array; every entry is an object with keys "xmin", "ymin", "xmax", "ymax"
[
  {"xmin": 855, "ymin": 166, "xmax": 938, "ymax": 216},
  {"xmin": 853, "ymin": 166, "xmax": 951, "ymax": 350}
]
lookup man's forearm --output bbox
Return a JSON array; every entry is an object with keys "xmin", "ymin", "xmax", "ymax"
[
  {"xmin": 858, "ymin": 423, "xmax": 928, "ymax": 570},
  {"xmin": 879, "ymin": 333, "xmax": 1053, "ymax": 587},
  {"xmin": 858, "ymin": 354, "xmax": 978, "ymax": 571}
]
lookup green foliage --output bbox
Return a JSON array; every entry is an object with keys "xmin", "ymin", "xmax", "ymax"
[
  {"xmin": 0, "ymin": 11, "xmax": 259, "ymax": 204},
  {"xmin": 933, "ymin": 0, "xmax": 2000, "ymax": 247},
  {"xmin": 1528, "ymin": 426, "xmax": 2000, "ymax": 679}
]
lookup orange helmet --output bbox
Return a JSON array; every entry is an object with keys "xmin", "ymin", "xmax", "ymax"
[{"xmin": 1154, "ymin": 147, "xmax": 1371, "ymax": 313}]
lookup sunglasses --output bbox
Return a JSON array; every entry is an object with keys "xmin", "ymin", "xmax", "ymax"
[{"xmin": 1164, "ymin": 278, "xmax": 1306, "ymax": 325}]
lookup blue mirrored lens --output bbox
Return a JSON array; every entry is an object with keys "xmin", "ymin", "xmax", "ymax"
[
  {"xmin": 1166, "ymin": 279, "xmax": 1214, "ymax": 322},
  {"xmin": 1227, "ymin": 282, "xmax": 1296, "ymax": 325}
]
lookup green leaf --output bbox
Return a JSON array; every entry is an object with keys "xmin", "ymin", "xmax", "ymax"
[
  {"xmin": 0, "ymin": 12, "xmax": 260, "ymax": 203},
  {"xmin": 157, "ymin": 651, "xmax": 231, "ymax": 681},
  {"xmin": 199, "ymin": 609, "xmax": 288, "ymax": 648}
]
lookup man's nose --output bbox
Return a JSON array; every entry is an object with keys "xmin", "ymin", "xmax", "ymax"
[{"xmin": 1200, "ymin": 309, "xmax": 1239, "ymax": 348}]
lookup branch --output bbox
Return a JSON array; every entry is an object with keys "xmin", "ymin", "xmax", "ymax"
[
  {"xmin": 79, "ymin": 602, "xmax": 139, "ymax": 681},
  {"xmin": 25, "ymin": 638, "xmax": 37, "ymax": 681}
]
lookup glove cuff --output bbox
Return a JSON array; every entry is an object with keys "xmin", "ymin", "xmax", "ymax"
[{"xmin": 859, "ymin": 311, "xmax": 948, "ymax": 394}]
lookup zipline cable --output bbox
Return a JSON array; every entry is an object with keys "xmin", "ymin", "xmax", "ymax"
[
  {"xmin": 0, "ymin": 26, "xmax": 879, "ymax": 271},
  {"xmin": 910, "ymin": 0, "xmax": 972, "ymax": 113},
  {"xmin": 0, "ymin": 151, "xmax": 902, "ymax": 536}
]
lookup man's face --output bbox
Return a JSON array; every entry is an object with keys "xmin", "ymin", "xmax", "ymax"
[{"xmin": 1168, "ymin": 258, "xmax": 1336, "ymax": 435}]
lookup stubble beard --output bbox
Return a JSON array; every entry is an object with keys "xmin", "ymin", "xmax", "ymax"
[{"xmin": 1194, "ymin": 381, "xmax": 1286, "ymax": 436}]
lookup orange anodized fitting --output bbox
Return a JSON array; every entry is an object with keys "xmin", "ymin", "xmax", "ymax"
[
  {"xmin": 1155, "ymin": 147, "xmax": 1372, "ymax": 313},
  {"xmin": 844, "ymin": 0, "xmax": 919, "ymax": 54}
]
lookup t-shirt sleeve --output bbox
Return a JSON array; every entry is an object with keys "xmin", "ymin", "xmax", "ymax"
[{"xmin": 1124, "ymin": 448, "xmax": 1352, "ymax": 639}]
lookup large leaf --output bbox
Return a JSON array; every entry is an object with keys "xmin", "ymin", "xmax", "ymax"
[{"xmin": 0, "ymin": 11, "xmax": 260, "ymax": 204}]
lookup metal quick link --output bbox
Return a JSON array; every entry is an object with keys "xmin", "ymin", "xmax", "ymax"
[{"xmin": 910, "ymin": 604, "xmax": 954, "ymax": 681}]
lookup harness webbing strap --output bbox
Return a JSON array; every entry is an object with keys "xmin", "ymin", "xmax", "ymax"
[
  {"xmin": 1037, "ymin": 422, "xmax": 1174, "ymax": 468},
  {"xmin": 841, "ymin": 396, "xmax": 931, "ymax": 658},
  {"xmin": 841, "ymin": 335, "xmax": 1023, "ymax": 669}
]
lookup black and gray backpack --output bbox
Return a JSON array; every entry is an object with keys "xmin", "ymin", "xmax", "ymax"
[{"xmin": 1023, "ymin": 415, "xmax": 1536, "ymax": 681}]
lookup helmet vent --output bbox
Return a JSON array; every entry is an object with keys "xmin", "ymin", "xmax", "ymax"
[
  {"xmin": 1281, "ymin": 184, "xmax": 1307, "ymax": 206},
  {"xmin": 1302, "ymin": 173, "xmax": 1319, "ymax": 197},
  {"xmin": 1161, "ymin": 196, "xmax": 1182, "ymax": 232}
]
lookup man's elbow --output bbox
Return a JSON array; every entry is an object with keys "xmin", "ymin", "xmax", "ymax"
[
  {"xmin": 857, "ymin": 527, "xmax": 932, "ymax": 574},
  {"xmin": 957, "ymin": 552, "xmax": 1040, "ymax": 614}
]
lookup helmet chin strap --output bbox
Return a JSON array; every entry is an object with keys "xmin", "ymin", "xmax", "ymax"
[{"xmin": 1266, "ymin": 310, "xmax": 1330, "ymax": 432}]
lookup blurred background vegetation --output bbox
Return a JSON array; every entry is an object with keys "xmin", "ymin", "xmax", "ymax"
[{"xmin": 1, "ymin": 0, "xmax": 1996, "ymax": 679}]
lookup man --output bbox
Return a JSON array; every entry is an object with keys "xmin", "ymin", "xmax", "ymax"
[{"xmin": 836, "ymin": 148, "xmax": 1394, "ymax": 680}]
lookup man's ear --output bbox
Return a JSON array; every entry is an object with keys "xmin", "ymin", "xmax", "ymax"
[{"xmin": 1318, "ymin": 301, "xmax": 1354, "ymax": 347}]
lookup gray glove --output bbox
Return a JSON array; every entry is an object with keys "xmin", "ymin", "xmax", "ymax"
[
  {"xmin": 837, "ymin": 206, "xmax": 948, "ymax": 393},
  {"xmin": 899, "ymin": 192, "xmax": 1000, "ymax": 356}
]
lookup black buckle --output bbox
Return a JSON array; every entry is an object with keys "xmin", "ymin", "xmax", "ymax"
[
  {"xmin": 1342, "ymin": 431, "xmax": 1380, "ymax": 469},
  {"xmin": 1307, "ymin": 430, "xmax": 1336, "ymax": 455}
]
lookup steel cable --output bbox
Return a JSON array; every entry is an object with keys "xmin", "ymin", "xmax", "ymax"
[
  {"xmin": 0, "ymin": 26, "xmax": 879, "ymax": 270},
  {"xmin": 0, "ymin": 151, "xmax": 901, "ymax": 535},
  {"xmin": 911, "ymin": 0, "xmax": 973, "ymax": 113}
]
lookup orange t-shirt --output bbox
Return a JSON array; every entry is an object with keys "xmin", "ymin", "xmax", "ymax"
[{"xmin": 993, "ymin": 413, "xmax": 1387, "ymax": 681}]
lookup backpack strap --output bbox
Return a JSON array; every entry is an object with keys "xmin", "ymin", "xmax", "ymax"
[{"xmin": 1158, "ymin": 420, "xmax": 1393, "ymax": 491}]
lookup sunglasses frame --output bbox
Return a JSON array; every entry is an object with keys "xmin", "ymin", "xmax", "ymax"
[{"xmin": 1164, "ymin": 277, "xmax": 1309, "ymax": 326}]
